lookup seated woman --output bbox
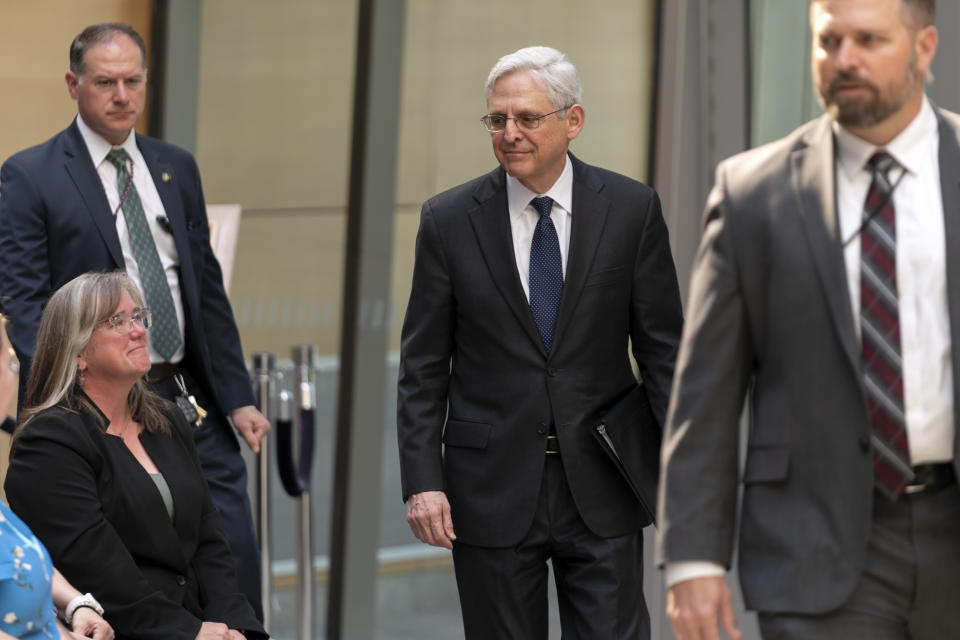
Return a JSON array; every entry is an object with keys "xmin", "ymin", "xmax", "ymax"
[
  {"xmin": 4, "ymin": 273, "xmax": 267, "ymax": 640},
  {"xmin": 1, "ymin": 319, "xmax": 114, "ymax": 640},
  {"xmin": 0, "ymin": 502, "xmax": 114, "ymax": 640}
]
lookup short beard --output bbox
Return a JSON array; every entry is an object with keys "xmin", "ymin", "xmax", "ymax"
[{"xmin": 817, "ymin": 63, "xmax": 918, "ymax": 129}]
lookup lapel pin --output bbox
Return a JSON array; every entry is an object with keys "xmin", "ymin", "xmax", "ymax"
[{"xmin": 162, "ymin": 172, "xmax": 172, "ymax": 183}]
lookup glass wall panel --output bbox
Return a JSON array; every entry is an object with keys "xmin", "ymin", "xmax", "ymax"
[
  {"xmin": 749, "ymin": 0, "xmax": 821, "ymax": 146},
  {"xmin": 194, "ymin": 1, "xmax": 357, "ymax": 637},
  {"xmin": 380, "ymin": 1, "xmax": 659, "ymax": 637}
]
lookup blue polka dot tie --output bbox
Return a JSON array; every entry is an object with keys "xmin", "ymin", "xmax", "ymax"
[
  {"xmin": 106, "ymin": 148, "xmax": 182, "ymax": 360},
  {"xmin": 529, "ymin": 196, "xmax": 563, "ymax": 354}
]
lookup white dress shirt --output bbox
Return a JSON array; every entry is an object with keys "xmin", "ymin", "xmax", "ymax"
[
  {"xmin": 76, "ymin": 115, "xmax": 186, "ymax": 364},
  {"xmin": 835, "ymin": 96, "xmax": 954, "ymax": 465},
  {"xmin": 506, "ymin": 153, "xmax": 574, "ymax": 299},
  {"xmin": 665, "ymin": 97, "xmax": 955, "ymax": 589}
]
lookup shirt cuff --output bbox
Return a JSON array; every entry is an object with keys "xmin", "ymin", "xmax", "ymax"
[{"xmin": 664, "ymin": 561, "xmax": 726, "ymax": 589}]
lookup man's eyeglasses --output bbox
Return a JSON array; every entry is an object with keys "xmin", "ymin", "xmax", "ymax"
[
  {"xmin": 100, "ymin": 308, "xmax": 153, "ymax": 334},
  {"xmin": 480, "ymin": 107, "xmax": 570, "ymax": 133}
]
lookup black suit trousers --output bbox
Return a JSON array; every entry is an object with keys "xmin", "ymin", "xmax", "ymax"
[{"xmin": 451, "ymin": 455, "xmax": 650, "ymax": 640}]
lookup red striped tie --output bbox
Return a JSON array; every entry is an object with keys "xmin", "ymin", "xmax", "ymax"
[{"xmin": 860, "ymin": 151, "xmax": 913, "ymax": 499}]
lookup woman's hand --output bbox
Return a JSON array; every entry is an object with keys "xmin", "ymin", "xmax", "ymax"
[
  {"xmin": 194, "ymin": 622, "xmax": 247, "ymax": 640},
  {"xmin": 69, "ymin": 606, "xmax": 115, "ymax": 640}
]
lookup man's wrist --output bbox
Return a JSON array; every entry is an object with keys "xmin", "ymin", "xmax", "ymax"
[{"xmin": 664, "ymin": 561, "xmax": 726, "ymax": 589}]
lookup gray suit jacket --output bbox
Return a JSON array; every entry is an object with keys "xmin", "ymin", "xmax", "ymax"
[{"xmin": 656, "ymin": 107, "xmax": 960, "ymax": 614}]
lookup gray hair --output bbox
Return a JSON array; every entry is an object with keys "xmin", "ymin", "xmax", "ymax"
[
  {"xmin": 15, "ymin": 271, "xmax": 169, "ymax": 443},
  {"xmin": 485, "ymin": 46, "xmax": 582, "ymax": 110}
]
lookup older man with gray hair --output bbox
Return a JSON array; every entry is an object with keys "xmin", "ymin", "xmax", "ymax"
[{"xmin": 397, "ymin": 45, "xmax": 683, "ymax": 638}]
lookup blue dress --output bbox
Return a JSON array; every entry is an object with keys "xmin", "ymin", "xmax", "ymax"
[{"xmin": 0, "ymin": 502, "xmax": 59, "ymax": 639}]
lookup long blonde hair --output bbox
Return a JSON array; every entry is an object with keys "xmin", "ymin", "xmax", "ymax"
[{"xmin": 14, "ymin": 272, "xmax": 169, "ymax": 446}]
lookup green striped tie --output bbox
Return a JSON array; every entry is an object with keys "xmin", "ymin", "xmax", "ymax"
[{"xmin": 106, "ymin": 148, "xmax": 182, "ymax": 360}]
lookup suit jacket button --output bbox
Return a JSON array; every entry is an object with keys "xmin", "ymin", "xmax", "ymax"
[
  {"xmin": 537, "ymin": 423, "xmax": 547, "ymax": 435},
  {"xmin": 547, "ymin": 367, "xmax": 557, "ymax": 377},
  {"xmin": 176, "ymin": 575, "xmax": 187, "ymax": 586},
  {"xmin": 858, "ymin": 436, "xmax": 870, "ymax": 453}
]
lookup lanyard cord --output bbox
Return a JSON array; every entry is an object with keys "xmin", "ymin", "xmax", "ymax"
[
  {"xmin": 113, "ymin": 156, "xmax": 134, "ymax": 217},
  {"xmin": 841, "ymin": 165, "xmax": 907, "ymax": 249}
]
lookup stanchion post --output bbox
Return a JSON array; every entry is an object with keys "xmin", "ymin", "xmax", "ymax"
[
  {"xmin": 292, "ymin": 345, "xmax": 316, "ymax": 640},
  {"xmin": 251, "ymin": 352, "xmax": 275, "ymax": 629}
]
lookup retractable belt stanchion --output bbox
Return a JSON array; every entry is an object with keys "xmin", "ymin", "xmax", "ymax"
[
  {"xmin": 251, "ymin": 352, "xmax": 275, "ymax": 630},
  {"xmin": 277, "ymin": 345, "xmax": 316, "ymax": 640}
]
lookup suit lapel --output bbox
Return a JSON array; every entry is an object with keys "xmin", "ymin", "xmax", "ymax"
[
  {"xmin": 552, "ymin": 158, "xmax": 610, "ymax": 352},
  {"xmin": 62, "ymin": 123, "xmax": 124, "ymax": 266},
  {"xmin": 790, "ymin": 116, "xmax": 862, "ymax": 380},
  {"xmin": 935, "ymin": 110, "xmax": 960, "ymax": 457},
  {"xmin": 468, "ymin": 168, "xmax": 546, "ymax": 354},
  {"xmin": 137, "ymin": 138, "xmax": 201, "ymax": 315},
  {"xmin": 140, "ymin": 430, "xmax": 193, "ymax": 571}
]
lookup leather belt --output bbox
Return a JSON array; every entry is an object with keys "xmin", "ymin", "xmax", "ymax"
[
  {"xmin": 904, "ymin": 462, "xmax": 956, "ymax": 495},
  {"xmin": 146, "ymin": 361, "xmax": 183, "ymax": 382}
]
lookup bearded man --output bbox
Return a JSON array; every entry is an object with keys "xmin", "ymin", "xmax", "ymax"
[{"xmin": 657, "ymin": 1, "xmax": 960, "ymax": 638}]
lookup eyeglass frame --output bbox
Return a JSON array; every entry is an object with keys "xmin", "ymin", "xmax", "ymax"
[
  {"xmin": 480, "ymin": 107, "xmax": 572, "ymax": 133},
  {"xmin": 98, "ymin": 308, "xmax": 153, "ymax": 335}
]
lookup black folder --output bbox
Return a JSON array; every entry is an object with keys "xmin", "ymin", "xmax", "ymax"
[{"xmin": 591, "ymin": 384, "xmax": 661, "ymax": 524}]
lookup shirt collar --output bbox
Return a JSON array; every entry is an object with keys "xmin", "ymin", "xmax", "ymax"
[
  {"xmin": 75, "ymin": 114, "xmax": 139, "ymax": 169},
  {"xmin": 506, "ymin": 153, "xmax": 574, "ymax": 217},
  {"xmin": 834, "ymin": 95, "xmax": 937, "ymax": 180}
]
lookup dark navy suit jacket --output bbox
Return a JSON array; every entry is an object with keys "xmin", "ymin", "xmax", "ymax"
[
  {"xmin": 397, "ymin": 155, "xmax": 684, "ymax": 546},
  {"xmin": 0, "ymin": 121, "xmax": 254, "ymax": 428}
]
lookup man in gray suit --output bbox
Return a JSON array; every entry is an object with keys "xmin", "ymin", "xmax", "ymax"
[{"xmin": 658, "ymin": 0, "xmax": 959, "ymax": 638}]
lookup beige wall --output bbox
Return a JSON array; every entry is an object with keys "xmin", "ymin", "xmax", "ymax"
[
  {"xmin": 0, "ymin": 0, "xmax": 152, "ymax": 165},
  {"xmin": 0, "ymin": 0, "xmax": 151, "ymax": 495},
  {"xmin": 195, "ymin": 0, "xmax": 657, "ymax": 359}
]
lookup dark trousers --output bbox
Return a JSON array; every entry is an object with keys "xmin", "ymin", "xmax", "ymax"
[
  {"xmin": 149, "ymin": 366, "xmax": 263, "ymax": 622},
  {"xmin": 759, "ymin": 481, "xmax": 960, "ymax": 639},
  {"xmin": 452, "ymin": 455, "xmax": 650, "ymax": 639}
]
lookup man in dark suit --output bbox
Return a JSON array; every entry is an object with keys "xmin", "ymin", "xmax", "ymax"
[
  {"xmin": 658, "ymin": 1, "xmax": 959, "ymax": 638},
  {"xmin": 397, "ymin": 46, "xmax": 683, "ymax": 638},
  {"xmin": 0, "ymin": 22, "xmax": 267, "ymax": 619}
]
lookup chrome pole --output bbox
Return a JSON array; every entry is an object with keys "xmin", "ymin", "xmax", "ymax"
[
  {"xmin": 292, "ymin": 345, "xmax": 315, "ymax": 640},
  {"xmin": 251, "ymin": 352, "xmax": 275, "ymax": 629}
]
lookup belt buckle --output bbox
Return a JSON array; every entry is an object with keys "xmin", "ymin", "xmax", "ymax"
[
  {"xmin": 903, "ymin": 465, "xmax": 934, "ymax": 494},
  {"xmin": 545, "ymin": 434, "xmax": 560, "ymax": 455}
]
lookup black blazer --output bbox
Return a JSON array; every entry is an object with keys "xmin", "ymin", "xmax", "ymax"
[
  {"xmin": 0, "ymin": 120, "xmax": 254, "ymax": 425},
  {"xmin": 397, "ymin": 155, "xmax": 684, "ymax": 546},
  {"xmin": 4, "ymin": 401, "xmax": 265, "ymax": 640}
]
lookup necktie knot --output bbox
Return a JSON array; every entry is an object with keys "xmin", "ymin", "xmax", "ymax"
[
  {"xmin": 530, "ymin": 196, "xmax": 553, "ymax": 219},
  {"xmin": 106, "ymin": 148, "xmax": 130, "ymax": 171},
  {"xmin": 867, "ymin": 151, "xmax": 898, "ymax": 178}
]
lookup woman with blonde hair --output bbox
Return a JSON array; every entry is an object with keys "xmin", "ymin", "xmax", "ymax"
[{"xmin": 5, "ymin": 273, "xmax": 266, "ymax": 640}]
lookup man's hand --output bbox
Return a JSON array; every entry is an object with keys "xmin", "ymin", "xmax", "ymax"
[
  {"xmin": 230, "ymin": 405, "xmax": 271, "ymax": 454},
  {"xmin": 406, "ymin": 490, "xmax": 456, "ymax": 550},
  {"xmin": 0, "ymin": 338, "xmax": 18, "ymax": 415},
  {"xmin": 68, "ymin": 606, "xmax": 114, "ymax": 640},
  {"xmin": 667, "ymin": 576, "xmax": 742, "ymax": 640}
]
